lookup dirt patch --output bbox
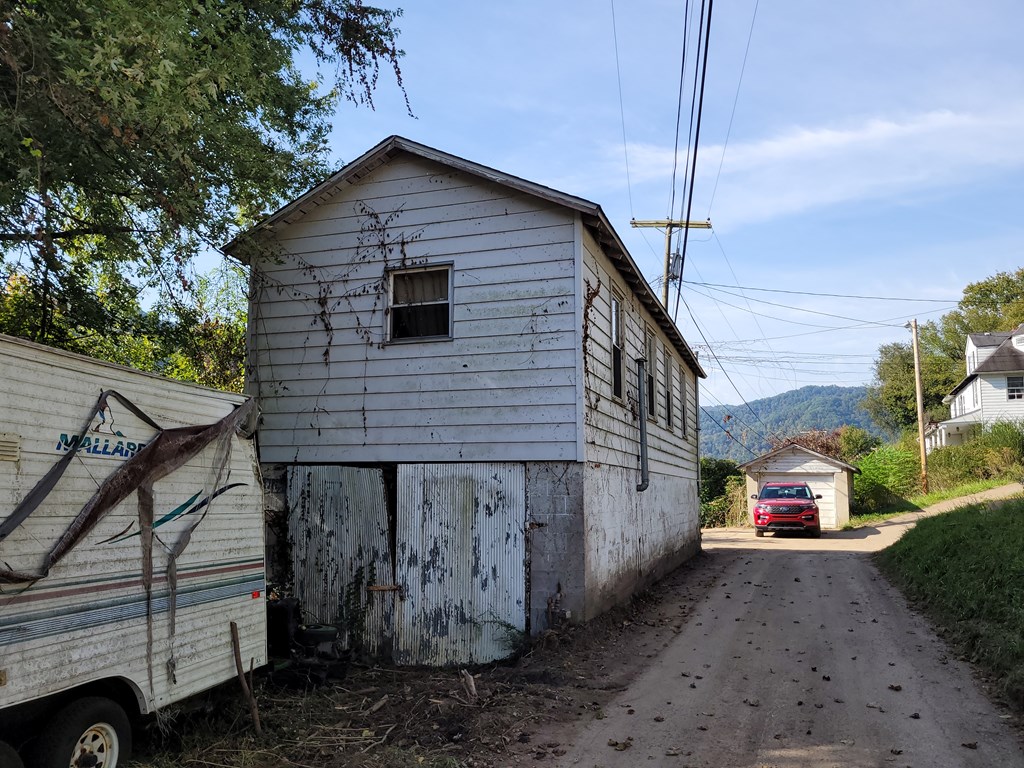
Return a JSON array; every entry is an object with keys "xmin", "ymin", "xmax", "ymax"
[{"xmin": 131, "ymin": 551, "xmax": 731, "ymax": 767}]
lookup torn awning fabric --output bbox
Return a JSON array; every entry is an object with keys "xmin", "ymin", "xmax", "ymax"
[{"xmin": 0, "ymin": 393, "xmax": 257, "ymax": 584}]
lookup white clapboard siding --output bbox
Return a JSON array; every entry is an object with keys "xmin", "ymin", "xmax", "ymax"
[
  {"xmin": 979, "ymin": 375, "xmax": 1024, "ymax": 424},
  {"xmin": 252, "ymin": 153, "xmax": 580, "ymax": 464},
  {"xmin": 580, "ymin": 232, "xmax": 697, "ymax": 476},
  {"xmin": 0, "ymin": 336, "xmax": 265, "ymax": 714}
]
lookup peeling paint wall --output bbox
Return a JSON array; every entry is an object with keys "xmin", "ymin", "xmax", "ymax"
[
  {"xmin": 582, "ymin": 463, "xmax": 700, "ymax": 620},
  {"xmin": 394, "ymin": 463, "xmax": 526, "ymax": 665},
  {"xmin": 525, "ymin": 462, "xmax": 585, "ymax": 632},
  {"xmin": 286, "ymin": 465, "xmax": 392, "ymax": 654},
  {"xmin": 285, "ymin": 462, "xmax": 527, "ymax": 665}
]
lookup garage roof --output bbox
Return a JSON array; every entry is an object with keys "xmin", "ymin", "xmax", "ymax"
[{"xmin": 738, "ymin": 444, "xmax": 860, "ymax": 474}]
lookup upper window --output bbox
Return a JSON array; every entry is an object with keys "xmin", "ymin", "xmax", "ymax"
[
  {"xmin": 389, "ymin": 266, "xmax": 451, "ymax": 341},
  {"xmin": 1008, "ymin": 376, "xmax": 1024, "ymax": 400},
  {"xmin": 679, "ymin": 364, "xmax": 688, "ymax": 438},
  {"xmin": 664, "ymin": 348, "xmax": 673, "ymax": 429},
  {"xmin": 611, "ymin": 293, "xmax": 624, "ymax": 399},
  {"xmin": 645, "ymin": 329, "xmax": 657, "ymax": 422}
]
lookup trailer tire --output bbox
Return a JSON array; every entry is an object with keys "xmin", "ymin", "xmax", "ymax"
[
  {"xmin": 0, "ymin": 740, "xmax": 25, "ymax": 768},
  {"xmin": 30, "ymin": 696, "xmax": 131, "ymax": 768}
]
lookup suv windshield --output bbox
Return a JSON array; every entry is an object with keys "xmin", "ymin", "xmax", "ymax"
[{"xmin": 760, "ymin": 485, "xmax": 810, "ymax": 500}]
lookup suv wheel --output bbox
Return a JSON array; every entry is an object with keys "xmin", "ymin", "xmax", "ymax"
[
  {"xmin": 755, "ymin": 529, "xmax": 764, "ymax": 538},
  {"xmin": 809, "ymin": 527, "xmax": 821, "ymax": 538}
]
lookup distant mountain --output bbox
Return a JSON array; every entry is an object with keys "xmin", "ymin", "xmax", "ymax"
[{"xmin": 698, "ymin": 385, "xmax": 883, "ymax": 461}]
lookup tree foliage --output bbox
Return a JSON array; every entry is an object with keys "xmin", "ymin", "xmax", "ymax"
[
  {"xmin": 1, "ymin": 0, "xmax": 405, "ymax": 345},
  {"xmin": 766, "ymin": 425, "xmax": 881, "ymax": 464},
  {"xmin": 863, "ymin": 268, "xmax": 1024, "ymax": 434},
  {"xmin": 699, "ymin": 456, "xmax": 740, "ymax": 505}
]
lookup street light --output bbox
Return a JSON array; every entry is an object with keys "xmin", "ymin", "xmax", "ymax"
[{"xmin": 905, "ymin": 319, "xmax": 928, "ymax": 493}]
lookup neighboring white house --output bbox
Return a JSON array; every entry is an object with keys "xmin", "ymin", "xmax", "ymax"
[
  {"xmin": 226, "ymin": 136, "xmax": 706, "ymax": 665},
  {"xmin": 927, "ymin": 325, "xmax": 1024, "ymax": 453},
  {"xmin": 738, "ymin": 444, "xmax": 859, "ymax": 530}
]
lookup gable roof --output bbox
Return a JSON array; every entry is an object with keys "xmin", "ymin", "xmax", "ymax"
[
  {"xmin": 738, "ymin": 443, "xmax": 860, "ymax": 474},
  {"xmin": 225, "ymin": 135, "xmax": 706, "ymax": 377},
  {"xmin": 949, "ymin": 325, "xmax": 1024, "ymax": 398}
]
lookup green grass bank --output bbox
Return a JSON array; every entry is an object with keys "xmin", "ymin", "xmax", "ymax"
[{"xmin": 875, "ymin": 498, "xmax": 1024, "ymax": 710}]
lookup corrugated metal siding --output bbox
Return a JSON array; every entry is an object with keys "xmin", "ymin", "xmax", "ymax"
[
  {"xmin": 287, "ymin": 466, "xmax": 392, "ymax": 653},
  {"xmin": 395, "ymin": 463, "xmax": 526, "ymax": 666}
]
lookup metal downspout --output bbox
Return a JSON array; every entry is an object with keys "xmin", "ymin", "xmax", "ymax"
[
  {"xmin": 695, "ymin": 371, "xmax": 701, "ymax": 498},
  {"xmin": 636, "ymin": 358, "xmax": 649, "ymax": 492}
]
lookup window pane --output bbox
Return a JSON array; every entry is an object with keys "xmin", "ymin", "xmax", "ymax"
[
  {"xmin": 394, "ymin": 270, "xmax": 448, "ymax": 304},
  {"xmin": 392, "ymin": 303, "xmax": 450, "ymax": 339}
]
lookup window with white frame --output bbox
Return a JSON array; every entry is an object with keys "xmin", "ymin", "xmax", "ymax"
[
  {"xmin": 645, "ymin": 329, "xmax": 657, "ymax": 422},
  {"xmin": 679, "ymin": 364, "xmax": 688, "ymax": 438},
  {"xmin": 611, "ymin": 293, "xmax": 624, "ymax": 399},
  {"xmin": 664, "ymin": 348, "xmax": 673, "ymax": 429},
  {"xmin": 388, "ymin": 266, "xmax": 452, "ymax": 340},
  {"xmin": 1008, "ymin": 376, "xmax": 1024, "ymax": 400}
]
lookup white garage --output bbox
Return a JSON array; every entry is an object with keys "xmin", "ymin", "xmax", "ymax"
[{"xmin": 739, "ymin": 445, "xmax": 859, "ymax": 530}]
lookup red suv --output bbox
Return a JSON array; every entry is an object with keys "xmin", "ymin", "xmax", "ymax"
[{"xmin": 751, "ymin": 482, "xmax": 822, "ymax": 538}]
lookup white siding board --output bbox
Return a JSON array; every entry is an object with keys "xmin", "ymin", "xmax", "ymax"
[{"xmin": 279, "ymin": 207, "xmax": 570, "ymax": 250}]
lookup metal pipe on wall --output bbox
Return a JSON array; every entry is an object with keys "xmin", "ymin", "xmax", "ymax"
[{"xmin": 636, "ymin": 358, "xmax": 649, "ymax": 492}]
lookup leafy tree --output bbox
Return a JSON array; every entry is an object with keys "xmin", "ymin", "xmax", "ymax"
[
  {"xmin": 863, "ymin": 268, "xmax": 1024, "ymax": 433},
  {"xmin": 837, "ymin": 425, "xmax": 881, "ymax": 462},
  {"xmin": 1, "ymin": 0, "xmax": 406, "ymax": 344}
]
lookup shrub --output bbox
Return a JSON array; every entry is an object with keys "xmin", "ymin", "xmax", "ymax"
[
  {"xmin": 853, "ymin": 445, "xmax": 920, "ymax": 512},
  {"xmin": 700, "ymin": 475, "xmax": 748, "ymax": 528},
  {"xmin": 926, "ymin": 443, "xmax": 993, "ymax": 491}
]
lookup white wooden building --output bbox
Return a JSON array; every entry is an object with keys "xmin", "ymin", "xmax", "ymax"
[
  {"xmin": 227, "ymin": 136, "xmax": 706, "ymax": 665},
  {"xmin": 739, "ymin": 445, "xmax": 859, "ymax": 530},
  {"xmin": 927, "ymin": 325, "xmax": 1024, "ymax": 452}
]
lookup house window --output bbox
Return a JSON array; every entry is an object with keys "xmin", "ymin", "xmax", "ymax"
[
  {"xmin": 664, "ymin": 349, "xmax": 673, "ymax": 429},
  {"xmin": 679, "ymin": 364, "xmax": 688, "ymax": 438},
  {"xmin": 389, "ymin": 266, "xmax": 451, "ymax": 340},
  {"xmin": 645, "ymin": 329, "xmax": 657, "ymax": 422},
  {"xmin": 1008, "ymin": 376, "xmax": 1024, "ymax": 400},
  {"xmin": 611, "ymin": 293, "xmax": 624, "ymax": 399}
]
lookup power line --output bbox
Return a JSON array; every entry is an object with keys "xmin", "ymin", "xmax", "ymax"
[
  {"xmin": 684, "ymin": 280, "xmax": 960, "ymax": 303},
  {"xmin": 706, "ymin": 0, "xmax": 758, "ymax": 217},
  {"xmin": 609, "ymin": 0, "xmax": 634, "ymax": 217},
  {"xmin": 687, "ymin": 282, "xmax": 930, "ymax": 328},
  {"xmin": 672, "ymin": 0, "xmax": 714, "ymax": 319},
  {"xmin": 698, "ymin": 405, "xmax": 759, "ymax": 458},
  {"xmin": 681, "ymin": 293, "xmax": 782, "ymax": 441}
]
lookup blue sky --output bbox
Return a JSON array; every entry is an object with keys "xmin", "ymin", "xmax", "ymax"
[{"xmin": 317, "ymin": 0, "xmax": 1024, "ymax": 410}]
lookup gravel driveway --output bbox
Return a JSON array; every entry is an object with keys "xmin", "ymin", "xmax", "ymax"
[{"xmin": 552, "ymin": 485, "xmax": 1024, "ymax": 767}]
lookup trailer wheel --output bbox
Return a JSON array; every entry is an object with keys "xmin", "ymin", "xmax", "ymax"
[
  {"xmin": 30, "ymin": 696, "xmax": 131, "ymax": 768},
  {"xmin": 0, "ymin": 740, "xmax": 25, "ymax": 768}
]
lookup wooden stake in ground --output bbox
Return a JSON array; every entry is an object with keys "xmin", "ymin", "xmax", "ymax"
[{"xmin": 230, "ymin": 620, "xmax": 263, "ymax": 736}]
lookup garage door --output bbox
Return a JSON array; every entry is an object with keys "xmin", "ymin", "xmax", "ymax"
[{"xmin": 761, "ymin": 474, "xmax": 836, "ymax": 529}]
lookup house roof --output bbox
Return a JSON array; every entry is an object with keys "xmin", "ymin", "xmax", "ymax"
[
  {"xmin": 948, "ymin": 325, "xmax": 1024, "ymax": 398},
  {"xmin": 968, "ymin": 331, "xmax": 1013, "ymax": 348},
  {"xmin": 737, "ymin": 443, "xmax": 860, "ymax": 474},
  {"xmin": 224, "ymin": 135, "xmax": 706, "ymax": 378}
]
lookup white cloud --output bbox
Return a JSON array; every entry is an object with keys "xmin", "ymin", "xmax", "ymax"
[{"xmin": 618, "ymin": 106, "xmax": 1024, "ymax": 229}]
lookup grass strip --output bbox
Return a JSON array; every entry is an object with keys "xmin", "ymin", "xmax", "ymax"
[
  {"xmin": 875, "ymin": 499, "xmax": 1024, "ymax": 709},
  {"xmin": 844, "ymin": 477, "xmax": 1013, "ymax": 529}
]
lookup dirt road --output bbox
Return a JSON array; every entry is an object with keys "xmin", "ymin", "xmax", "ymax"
[{"xmin": 550, "ymin": 488, "xmax": 1024, "ymax": 767}]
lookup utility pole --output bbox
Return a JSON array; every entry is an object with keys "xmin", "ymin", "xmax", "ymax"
[
  {"xmin": 906, "ymin": 319, "xmax": 929, "ymax": 493},
  {"xmin": 630, "ymin": 218, "xmax": 711, "ymax": 307}
]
